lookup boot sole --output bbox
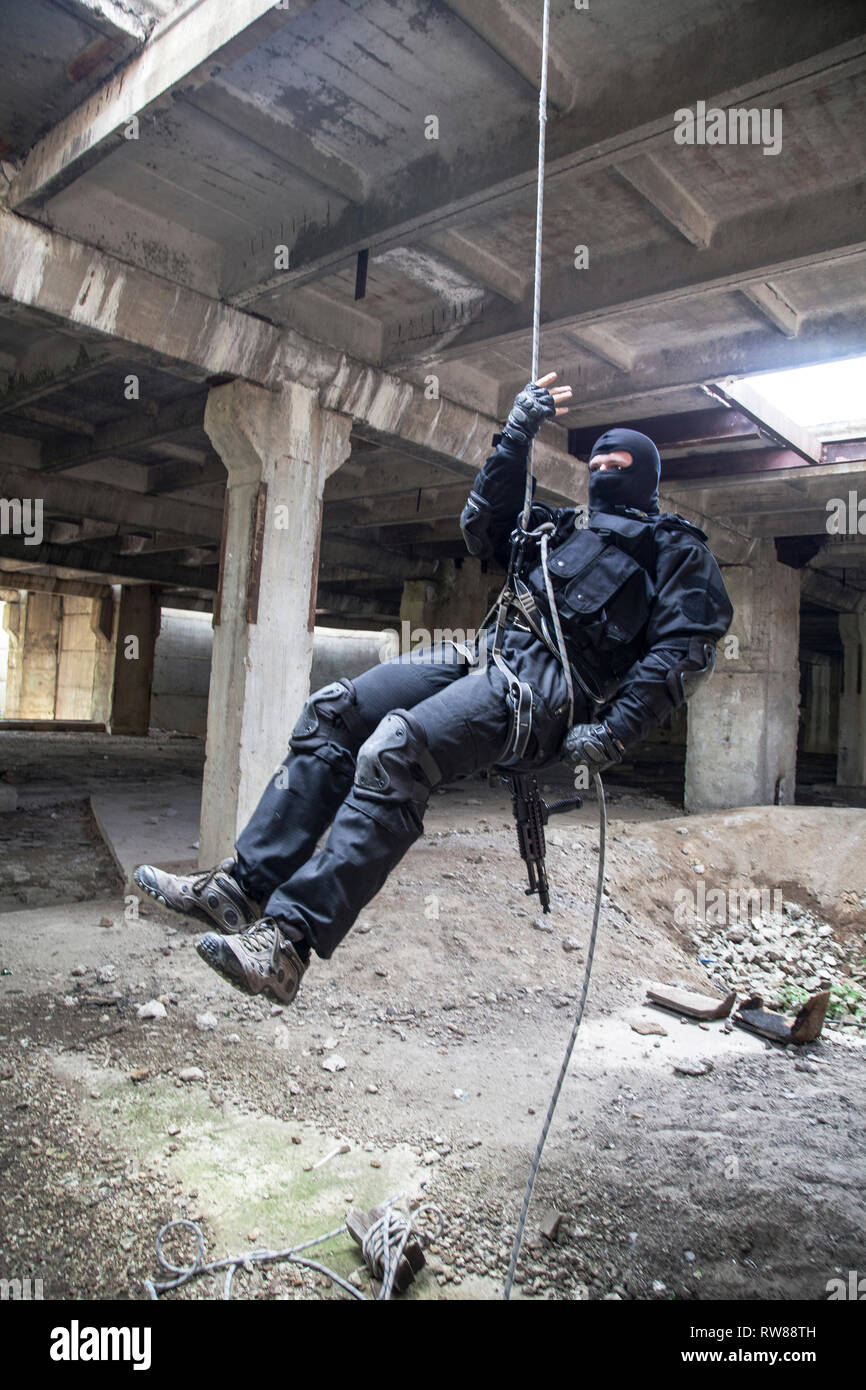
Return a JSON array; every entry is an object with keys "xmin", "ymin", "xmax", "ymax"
[{"xmin": 195, "ymin": 933, "xmax": 302, "ymax": 1006}]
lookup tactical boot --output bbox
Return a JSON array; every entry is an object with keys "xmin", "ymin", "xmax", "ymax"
[
  {"xmin": 133, "ymin": 858, "xmax": 261, "ymax": 934},
  {"xmin": 195, "ymin": 918, "xmax": 308, "ymax": 1005}
]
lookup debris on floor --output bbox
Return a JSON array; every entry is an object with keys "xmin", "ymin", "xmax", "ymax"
[
  {"xmin": 734, "ymin": 990, "xmax": 831, "ymax": 1045},
  {"xmin": 645, "ymin": 984, "xmax": 736, "ymax": 1020}
]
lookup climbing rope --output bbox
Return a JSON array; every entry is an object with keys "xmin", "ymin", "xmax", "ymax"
[
  {"xmin": 504, "ymin": 772, "xmax": 607, "ymax": 1299},
  {"xmin": 501, "ymin": 2, "xmax": 611, "ymax": 1298},
  {"xmin": 363, "ymin": 1202, "xmax": 444, "ymax": 1300},
  {"xmin": 144, "ymin": 1197, "xmax": 443, "ymax": 1302},
  {"xmin": 522, "ymin": 0, "xmax": 552, "ymax": 531}
]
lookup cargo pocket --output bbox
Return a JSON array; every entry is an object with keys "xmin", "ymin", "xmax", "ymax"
[{"xmin": 563, "ymin": 548, "xmax": 651, "ymax": 656}]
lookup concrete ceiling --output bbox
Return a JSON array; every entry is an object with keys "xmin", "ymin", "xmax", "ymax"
[{"xmin": 1, "ymin": 0, "xmax": 865, "ymax": 620}]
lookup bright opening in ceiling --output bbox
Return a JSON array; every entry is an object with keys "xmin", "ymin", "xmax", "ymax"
[
  {"xmin": 721, "ymin": 355, "xmax": 866, "ymax": 454},
  {"xmin": 733, "ymin": 357, "xmax": 866, "ymax": 438}
]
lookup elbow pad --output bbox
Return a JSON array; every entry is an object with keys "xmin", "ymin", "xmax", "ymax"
[
  {"xmin": 459, "ymin": 490, "xmax": 493, "ymax": 557},
  {"xmin": 665, "ymin": 637, "xmax": 716, "ymax": 708}
]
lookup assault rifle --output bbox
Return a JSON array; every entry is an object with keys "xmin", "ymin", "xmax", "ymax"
[{"xmin": 504, "ymin": 773, "xmax": 582, "ymax": 913}]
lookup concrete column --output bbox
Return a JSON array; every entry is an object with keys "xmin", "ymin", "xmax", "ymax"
[
  {"xmin": 90, "ymin": 592, "xmax": 118, "ymax": 724},
  {"xmin": 800, "ymin": 654, "xmax": 838, "ymax": 757},
  {"xmin": 110, "ymin": 586, "xmax": 160, "ymax": 735},
  {"xmin": 200, "ymin": 379, "xmax": 352, "ymax": 865},
  {"xmin": 685, "ymin": 541, "xmax": 800, "ymax": 810},
  {"xmin": 55, "ymin": 596, "xmax": 115, "ymax": 721},
  {"xmin": 2, "ymin": 595, "xmax": 25, "ymax": 717},
  {"xmin": 399, "ymin": 557, "xmax": 498, "ymax": 648},
  {"xmin": 3, "ymin": 590, "xmax": 61, "ymax": 718},
  {"xmin": 837, "ymin": 611, "xmax": 866, "ymax": 786}
]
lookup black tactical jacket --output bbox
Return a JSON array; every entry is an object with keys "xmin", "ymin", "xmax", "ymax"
[{"xmin": 459, "ymin": 435, "xmax": 734, "ymax": 749}]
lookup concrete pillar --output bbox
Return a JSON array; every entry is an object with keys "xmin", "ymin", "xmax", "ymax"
[
  {"xmin": 199, "ymin": 379, "xmax": 352, "ymax": 865},
  {"xmin": 110, "ymin": 586, "xmax": 160, "ymax": 735},
  {"xmin": 685, "ymin": 541, "xmax": 800, "ymax": 810},
  {"xmin": 3, "ymin": 591, "xmax": 61, "ymax": 718},
  {"xmin": 800, "ymin": 654, "xmax": 838, "ymax": 757},
  {"xmin": 837, "ymin": 611, "xmax": 866, "ymax": 786},
  {"xmin": 55, "ymin": 596, "xmax": 116, "ymax": 721},
  {"xmin": 2, "ymin": 595, "xmax": 24, "ymax": 717},
  {"xmin": 90, "ymin": 592, "xmax": 118, "ymax": 724},
  {"xmin": 399, "ymin": 557, "xmax": 498, "ymax": 649}
]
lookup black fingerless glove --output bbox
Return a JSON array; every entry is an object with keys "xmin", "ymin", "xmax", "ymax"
[
  {"xmin": 561, "ymin": 721, "xmax": 624, "ymax": 773},
  {"xmin": 501, "ymin": 381, "xmax": 556, "ymax": 450}
]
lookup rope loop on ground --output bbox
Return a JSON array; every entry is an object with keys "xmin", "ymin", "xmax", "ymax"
[
  {"xmin": 144, "ymin": 1196, "xmax": 444, "ymax": 1302},
  {"xmin": 362, "ymin": 1202, "xmax": 444, "ymax": 1301}
]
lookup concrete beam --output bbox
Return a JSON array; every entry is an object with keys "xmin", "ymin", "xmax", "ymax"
[
  {"xmin": 0, "ymin": 533, "xmax": 218, "ymax": 589},
  {"xmin": 57, "ymin": 0, "xmax": 148, "ymax": 43},
  {"xmin": 570, "ymin": 407, "xmax": 763, "ymax": 457},
  {"xmin": 48, "ymin": 521, "xmax": 117, "ymax": 545},
  {"xmin": 801, "ymin": 568, "xmax": 866, "ymax": 613},
  {"xmin": 184, "ymin": 82, "xmax": 367, "ymax": 205},
  {"xmin": 1, "ymin": 462, "xmax": 223, "ymax": 542},
  {"xmin": 145, "ymin": 455, "xmax": 226, "ymax": 495},
  {"xmin": 565, "ymin": 327, "xmax": 636, "ymax": 374},
  {"xmin": 513, "ymin": 308, "xmax": 866, "ymax": 422},
  {"xmin": 225, "ymin": 34, "xmax": 866, "ymax": 304},
  {"xmin": 667, "ymin": 456, "xmax": 866, "ymax": 495},
  {"xmin": 316, "ymin": 592, "xmax": 399, "ymax": 622},
  {"xmin": 0, "ymin": 209, "xmax": 281, "ymax": 385},
  {"xmin": 319, "ymin": 536, "xmax": 438, "ymax": 582},
  {"xmin": 0, "ymin": 213, "xmax": 578, "ymax": 510},
  {"xmin": 442, "ymin": 0, "xmax": 575, "ymax": 114},
  {"xmin": 733, "ymin": 510, "xmax": 843, "ymax": 539},
  {"xmin": 308, "ymin": 355, "xmax": 582, "ymax": 503},
  {"xmin": 9, "ymin": 1, "xmax": 312, "ymax": 212},
  {"xmin": 0, "ymin": 568, "xmax": 111, "ymax": 599},
  {"xmin": 612, "ymin": 153, "xmax": 716, "ymax": 248},
  {"xmin": 41, "ymin": 392, "xmax": 208, "ymax": 473},
  {"xmin": 325, "ymin": 482, "xmax": 474, "ymax": 532},
  {"xmin": 717, "ymin": 378, "xmax": 823, "ymax": 462},
  {"xmin": 438, "ymin": 179, "xmax": 866, "ymax": 364},
  {"xmin": 0, "ymin": 341, "xmax": 119, "ymax": 415},
  {"xmin": 661, "ymin": 446, "xmax": 812, "ymax": 484},
  {"xmin": 422, "ymin": 229, "xmax": 528, "ymax": 304},
  {"xmin": 814, "ymin": 539, "xmax": 866, "ymax": 566},
  {"xmin": 325, "ymin": 454, "xmax": 463, "ymax": 502},
  {"xmin": 740, "ymin": 282, "xmax": 802, "ymax": 338}
]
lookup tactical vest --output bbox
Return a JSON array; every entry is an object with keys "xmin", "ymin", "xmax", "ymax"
[{"xmin": 524, "ymin": 508, "xmax": 708, "ymax": 697}]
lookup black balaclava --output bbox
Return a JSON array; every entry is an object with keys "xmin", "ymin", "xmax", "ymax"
[{"xmin": 588, "ymin": 427, "xmax": 661, "ymax": 515}]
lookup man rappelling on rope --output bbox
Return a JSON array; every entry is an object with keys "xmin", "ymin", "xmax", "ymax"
[{"xmin": 134, "ymin": 373, "xmax": 733, "ymax": 1006}]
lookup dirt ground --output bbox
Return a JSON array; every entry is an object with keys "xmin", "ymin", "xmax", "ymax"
[{"xmin": 0, "ymin": 759, "xmax": 864, "ymax": 1302}]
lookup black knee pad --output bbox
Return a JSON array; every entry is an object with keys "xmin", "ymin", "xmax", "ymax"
[
  {"xmin": 290, "ymin": 679, "xmax": 367, "ymax": 755},
  {"xmin": 354, "ymin": 710, "xmax": 442, "ymax": 806}
]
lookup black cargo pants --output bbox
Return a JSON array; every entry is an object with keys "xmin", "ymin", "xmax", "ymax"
[{"xmin": 235, "ymin": 626, "xmax": 585, "ymax": 959}]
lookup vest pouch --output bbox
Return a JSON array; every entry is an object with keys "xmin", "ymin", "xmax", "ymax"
[
  {"xmin": 563, "ymin": 546, "xmax": 651, "ymax": 657},
  {"xmin": 526, "ymin": 527, "xmax": 608, "ymax": 595}
]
